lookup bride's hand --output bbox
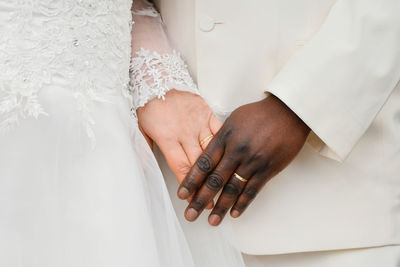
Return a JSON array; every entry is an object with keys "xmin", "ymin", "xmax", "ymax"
[{"xmin": 137, "ymin": 89, "xmax": 222, "ymax": 184}]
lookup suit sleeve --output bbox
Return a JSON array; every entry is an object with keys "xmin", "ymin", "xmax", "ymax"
[{"xmin": 267, "ymin": 0, "xmax": 400, "ymax": 161}]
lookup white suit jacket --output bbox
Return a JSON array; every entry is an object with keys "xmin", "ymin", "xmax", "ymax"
[{"xmin": 154, "ymin": 0, "xmax": 400, "ymax": 255}]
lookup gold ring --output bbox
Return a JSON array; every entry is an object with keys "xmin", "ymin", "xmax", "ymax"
[
  {"xmin": 200, "ymin": 134, "xmax": 214, "ymax": 146},
  {"xmin": 233, "ymin": 172, "xmax": 248, "ymax": 183}
]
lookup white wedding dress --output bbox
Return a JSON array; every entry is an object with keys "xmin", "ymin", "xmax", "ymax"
[{"xmin": 0, "ymin": 1, "xmax": 244, "ymax": 266}]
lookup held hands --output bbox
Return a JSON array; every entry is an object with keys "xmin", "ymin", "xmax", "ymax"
[
  {"xmin": 177, "ymin": 95, "xmax": 310, "ymax": 226},
  {"xmin": 137, "ymin": 89, "xmax": 222, "ymax": 185},
  {"xmin": 138, "ymin": 92, "xmax": 309, "ymax": 225}
]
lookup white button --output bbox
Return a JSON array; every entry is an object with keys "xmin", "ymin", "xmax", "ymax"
[
  {"xmin": 199, "ymin": 16, "xmax": 216, "ymax": 32},
  {"xmin": 295, "ymin": 40, "xmax": 307, "ymax": 47}
]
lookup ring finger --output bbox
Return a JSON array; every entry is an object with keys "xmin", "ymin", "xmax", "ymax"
[
  {"xmin": 208, "ymin": 167, "xmax": 252, "ymax": 226},
  {"xmin": 231, "ymin": 171, "xmax": 271, "ymax": 218},
  {"xmin": 199, "ymin": 130, "xmax": 214, "ymax": 151}
]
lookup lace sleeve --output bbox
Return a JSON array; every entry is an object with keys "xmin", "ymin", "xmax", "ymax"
[{"xmin": 130, "ymin": 0, "xmax": 199, "ymax": 110}]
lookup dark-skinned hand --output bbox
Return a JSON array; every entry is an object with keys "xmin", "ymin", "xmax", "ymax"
[{"xmin": 177, "ymin": 95, "xmax": 310, "ymax": 226}]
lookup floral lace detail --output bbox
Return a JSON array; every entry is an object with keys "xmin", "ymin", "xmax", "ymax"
[
  {"xmin": 129, "ymin": 48, "xmax": 199, "ymax": 110},
  {"xmin": 131, "ymin": 0, "xmax": 159, "ymax": 18},
  {"xmin": 0, "ymin": 0, "xmax": 133, "ymax": 144}
]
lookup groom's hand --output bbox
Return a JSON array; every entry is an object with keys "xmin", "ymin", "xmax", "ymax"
[
  {"xmin": 137, "ymin": 89, "xmax": 222, "ymax": 190},
  {"xmin": 178, "ymin": 95, "xmax": 310, "ymax": 225}
]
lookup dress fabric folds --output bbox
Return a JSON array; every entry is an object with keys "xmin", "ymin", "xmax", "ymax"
[{"xmin": 0, "ymin": 1, "xmax": 244, "ymax": 266}]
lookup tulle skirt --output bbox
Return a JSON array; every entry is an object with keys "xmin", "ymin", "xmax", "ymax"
[
  {"xmin": 0, "ymin": 84, "xmax": 245, "ymax": 266},
  {"xmin": 0, "ymin": 84, "xmax": 197, "ymax": 266}
]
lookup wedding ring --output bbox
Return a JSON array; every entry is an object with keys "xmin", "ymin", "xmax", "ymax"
[
  {"xmin": 233, "ymin": 172, "xmax": 248, "ymax": 183},
  {"xmin": 200, "ymin": 134, "xmax": 214, "ymax": 146}
]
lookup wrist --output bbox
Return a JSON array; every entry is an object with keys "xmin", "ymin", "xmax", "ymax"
[{"xmin": 263, "ymin": 94, "xmax": 310, "ymax": 134}]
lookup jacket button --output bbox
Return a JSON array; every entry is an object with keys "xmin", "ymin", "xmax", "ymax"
[
  {"xmin": 199, "ymin": 16, "xmax": 216, "ymax": 32},
  {"xmin": 295, "ymin": 40, "xmax": 307, "ymax": 47}
]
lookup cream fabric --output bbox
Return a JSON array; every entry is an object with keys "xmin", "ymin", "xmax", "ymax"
[
  {"xmin": 243, "ymin": 246, "xmax": 400, "ymax": 267},
  {"xmin": 0, "ymin": 1, "xmax": 239, "ymax": 266},
  {"xmin": 0, "ymin": 0, "xmax": 198, "ymax": 265},
  {"xmin": 154, "ymin": 0, "xmax": 400, "ymax": 255}
]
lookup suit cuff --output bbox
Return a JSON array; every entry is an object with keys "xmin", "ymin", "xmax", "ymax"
[{"xmin": 265, "ymin": 87, "xmax": 360, "ymax": 162}]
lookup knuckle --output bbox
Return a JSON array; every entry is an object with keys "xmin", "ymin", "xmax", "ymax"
[
  {"xmin": 251, "ymin": 175, "xmax": 265, "ymax": 182},
  {"xmin": 219, "ymin": 156, "xmax": 236, "ymax": 169},
  {"xmin": 223, "ymin": 183, "xmax": 240, "ymax": 197},
  {"xmin": 181, "ymin": 175, "xmax": 197, "ymax": 191},
  {"xmin": 234, "ymin": 201, "xmax": 247, "ymax": 212},
  {"xmin": 234, "ymin": 142, "xmax": 250, "ymax": 154},
  {"xmin": 196, "ymin": 154, "xmax": 212, "ymax": 173},
  {"xmin": 217, "ymin": 128, "xmax": 233, "ymax": 144},
  {"xmin": 213, "ymin": 205, "xmax": 228, "ymax": 215},
  {"xmin": 191, "ymin": 198, "xmax": 207, "ymax": 211},
  {"xmin": 257, "ymin": 159, "xmax": 271, "ymax": 174},
  {"xmin": 244, "ymin": 186, "xmax": 258, "ymax": 199},
  {"xmin": 246, "ymin": 152, "xmax": 263, "ymax": 165},
  {"xmin": 206, "ymin": 173, "xmax": 224, "ymax": 191}
]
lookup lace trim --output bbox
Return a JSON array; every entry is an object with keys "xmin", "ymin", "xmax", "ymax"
[
  {"xmin": 132, "ymin": 0, "xmax": 158, "ymax": 17},
  {"xmin": 132, "ymin": 9, "xmax": 158, "ymax": 17},
  {"xmin": 129, "ymin": 48, "xmax": 199, "ymax": 110},
  {"xmin": 0, "ymin": 86, "xmax": 48, "ymax": 133}
]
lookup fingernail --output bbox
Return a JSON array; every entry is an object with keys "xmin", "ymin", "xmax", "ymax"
[
  {"xmin": 178, "ymin": 188, "xmax": 190, "ymax": 199},
  {"xmin": 231, "ymin": 210, "xmax": 240, "ymax": 218},
  {"xmin": 209, "ymin": 214, "xmax": 221, "ymax": 226},
  {"xmin": 185, "ymin": 208, "xmax": 198, "ymax": 221}
]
